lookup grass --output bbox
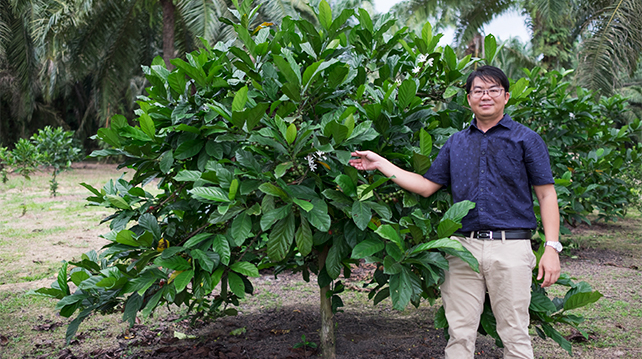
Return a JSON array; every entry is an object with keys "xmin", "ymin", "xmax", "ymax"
[{"xmin": 1, "ymin": 165, "xmax": 641, "ymax": 358}]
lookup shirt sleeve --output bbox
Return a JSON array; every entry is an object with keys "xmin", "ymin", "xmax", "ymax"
[
  {"xmin": 524, "ymin": 132, "xmax": 555, "ymax": 185},
  {"xmin": 423, "ymin": 137, "xmax": 452, "ymax": 186}
]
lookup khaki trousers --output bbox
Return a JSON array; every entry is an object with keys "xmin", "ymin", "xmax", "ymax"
[{"xmin": 442, "ymin": 236, "xmax": 536, "ymax": 359}]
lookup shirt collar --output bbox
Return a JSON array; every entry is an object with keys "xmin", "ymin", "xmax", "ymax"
[{"xmin": 470, "ymin": 114, "xmax": 514, "ymax": 132}]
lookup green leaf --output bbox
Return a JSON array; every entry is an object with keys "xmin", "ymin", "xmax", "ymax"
[
  {"xmin": 326, "ymin": 236, "xmax": 350, "ymax": 279},
  {"xmin": 421, "ymin": 22, "xmax": 432, "ymax": 46},
  {"xmin": 443, "ymin": 86, "xmax": 459, "ymax": 99},
  {"xmin": 419, "ymin": 128, "xmax": 432, "ymax": 157},
  {"xmin": 437, "ymin": 219, "xmax": 462, "ymax": 238},
  {"xmin": 360, "ymin": 176, "xmax": 390, "ymax": 199},
  {"xmin": 334, "ymin": 174, "xmax": 356, "ymax": 196},
  {"xmin": 139, "ymin": 114, "xmax": 156, "ymax": 139},
  {"xmin": 563, "ymin": 290, "xmax": 602, "ymax": 311},
  {"xmin": 155, "ymin": 256, "xmax": 191, "ymax": 271},
  {"xmin": 191, "ymin": 249, "xmax": 215, "ymax": 272},
  {"xmin": 411, "ymin": 238, "xmax": 464, "ymax": 254},
  {"xmin": 123, "ymin": 293, "xmax": 143, "ymax": 326},
  {"xmin": 443, "ymin": 201, "xmax": 476, "ymax": 223},
  {"xmin": 389, "ymin": 269, "xmax": 412, "ymax": 310},
  {"xmin": 318, "ymin": 0, "xmax": 332, "ymax": 30},
  {"xmin": 302, "ymin": 199, "xmax": 331, "ymax": 232},
  {"xmin": 275, "ymin": 162, "xmax": 293, "ymax": 178},
  {"xmin": 174, "ymin": 139, "xmax": 204, "ymax": 160},
  {"xmin": 541, "ymin": 323, "xmax": 573, "ymax": 355},
  {"xmin": 139, "ymin": 213, "xmax": 161, "ymax": 240},
  {"xmin": 189, "ymin": 187, "xmax": 231, "ymax": 202},
  {"xmin": 184, "ymin": 233, "xmax": 213, "ymax": 248},
  {"xmin": 106, "ymin": 195, "xmax": 131, "ymax": 210},
  {"xmin": 286, "ymin": 123, "xmax": 297, "ymax": 144},
  {"xmin": 116, "ymin": 230, "xmax": 139, "ymax": 247},
  {"xmin": 530, "ymin": 290, "xmax": 557, "ymax": 313},
  {"xmin": 260, "ymin": 205, "xmax": 291, "ymax": 231},
  {"xmin": 412, "ymin": 152, "xmax": 431, "ymax": 175},
  {"xmin": 259, "ymin": 183, "xmax": 289, "ymax": 200},
  {"xmin": 232, "ymin": 86, "xmax": 248, "ymax": 112},
  {"xmin": 443, "ymin": 45, "xmax": 457, "ymax": 70},
  {"xmin": 295, "ymin": 216, "xmax": 313, "ymax": 256},
  {"xmin": 375, "ymin": 224, "xmax": 404, "ymax": 251},
  {"xmin": 175, "ymin": 170, "xmax": 201, "ymax": 182},
  {"xmin": 230, "ymin": 261, "xmax": 260, "ymax": 277},
  {"xmin": 484, "ymin": 34, "xmax": 497, "ymax": 64},
  {"xmin": 398, "ymin": 79, "xmax": 417, "ymax": 110},
  {"xmin": 70, "ymin": 271, "xmax": 90, "ymax": 286},
  {"xmin": 273, "ymin": 55, "xmax": 300, "ymax": 85},
  {"xmin": 292, "ymin": 198, "xmax": 314, "ymax": 212},
  {"xmin": 212, "ymin": 235, "xmax": 231, "ymax": 266},
  {"xmin": 231, "ymin": 212, "xmax": 252, "ymax": 246},
  {"xmin": 351, "ymin": 201, "xmax": 372, "ymax": 231},
  {"xmin": 352, "ymin": 238, "xmax": 385, "ymax": 259},
  {"xmin": 228, "ymin": 272, "xmax": 245, "ymax": 299},
  {"xmin": 267, "ymin": 213, "xmax": 295, "ymax": 261},
  {"xmin": 160, "ymin": 151, "xmax": 174, "ymax": 174}
]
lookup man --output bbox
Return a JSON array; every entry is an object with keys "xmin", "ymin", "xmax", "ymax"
[{"xmin": 349, "ymin": 65, "xmax": 561, "ymax": 359}]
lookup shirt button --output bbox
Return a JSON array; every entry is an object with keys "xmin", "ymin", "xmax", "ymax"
[
  {"xmin": 480, "ymin": 208, "xmax": 484, "ymax": 212},
  {"xmin": 482, "ymin": 151, "xmax": 486, "ymax": 155},
  {"xmin": 481, "ymin": 170, "xmax": 485, "ymax": 173}
]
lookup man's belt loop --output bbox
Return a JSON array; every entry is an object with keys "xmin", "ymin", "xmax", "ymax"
[
  {"xmin": 469, "ymin": 231, "xmax": 474, "ymax": 240},
  {"xmin": 501, "ymin": 230, "xmax": 506, "ymax": 243}
]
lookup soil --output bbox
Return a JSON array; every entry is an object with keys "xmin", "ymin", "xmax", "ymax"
[{"xmin": 32, "ymin": 267, "xmax": 506, "ymax": 359}]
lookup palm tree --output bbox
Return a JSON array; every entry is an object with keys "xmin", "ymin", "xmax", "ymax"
[
  {"xmin": 388, "ymin": 0, "xmax": 642, "ymax": 98},
  {"xmin": 0, "ymin": 0, "xmax": 317, "ymax": 148}
]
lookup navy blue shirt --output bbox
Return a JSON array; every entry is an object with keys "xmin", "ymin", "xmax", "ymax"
[{"xmin": 424, "ymin": 114, "xmax": 554, "ymax": 232}]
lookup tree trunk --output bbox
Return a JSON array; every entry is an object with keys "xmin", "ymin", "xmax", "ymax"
[
  {"xmin": 318, "ymin": 246, "xmax": 336, "ymax": 358},
  {"xmin": 160, "ymin": 0, "xmax": 175, "ymax": 69}
]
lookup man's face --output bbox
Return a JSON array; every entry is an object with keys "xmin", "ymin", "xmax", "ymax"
[{"xmin": 467, "ymin": 77, "xmax": 510, "ymax": 123}]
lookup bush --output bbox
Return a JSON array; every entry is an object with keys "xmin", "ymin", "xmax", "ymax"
[{"xmin": 32, "ymin": 126, "xmax": 84, "ymax": 196}]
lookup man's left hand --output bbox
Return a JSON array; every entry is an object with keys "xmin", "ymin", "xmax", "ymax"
[{"xmin": 537, "ymin": 247, "xmax": 561, "ymax": 287}]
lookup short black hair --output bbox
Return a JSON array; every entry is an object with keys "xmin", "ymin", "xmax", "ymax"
[{"xmin": 465, "ymin": 65, "xmax": 509, "ymax": 94}]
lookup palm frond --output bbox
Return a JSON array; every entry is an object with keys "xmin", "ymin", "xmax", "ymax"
[
  {"xmin": 577, "ymin": 0, "xmax": 642, "ymax": 95},
  {"xmin": 454, "ymin": 0, "xmax": 514, "ymax": 46}
]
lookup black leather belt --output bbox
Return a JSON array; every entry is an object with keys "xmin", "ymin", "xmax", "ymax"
[{"xmin": 455, "ymin": 229, "xmax": 532, "ymax": 240}]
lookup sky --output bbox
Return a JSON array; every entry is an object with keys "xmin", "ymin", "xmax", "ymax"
[{"xmin": 373, "ymin": 0, "xmax": 531, "ymax": 44}]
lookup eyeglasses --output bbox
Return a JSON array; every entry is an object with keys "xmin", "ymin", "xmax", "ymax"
[{"xmin": 469, "ymin": 88, "xmax": 505, "ymax": 99}]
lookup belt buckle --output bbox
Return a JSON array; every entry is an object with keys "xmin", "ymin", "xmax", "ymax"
[{"xmin": 477, "ymin": 230, "xmax": 493, "ymax": 240}]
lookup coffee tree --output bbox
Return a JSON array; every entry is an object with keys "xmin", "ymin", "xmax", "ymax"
[
  {"xmin": 510, "ymin": 68, "xmax": 642, "ymax": 228},
  {"xmin": 32, "ymin": 126, "xmax": 84, "ymax": 196},
  {"xmin": 35, "ymin": 1, "xmax": 603, "ymax": 356}
]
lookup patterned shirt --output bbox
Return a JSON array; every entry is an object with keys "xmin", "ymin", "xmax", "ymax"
[{"xmin": 424, "ymin": 114, "xmax": 554, "ymax": 232}]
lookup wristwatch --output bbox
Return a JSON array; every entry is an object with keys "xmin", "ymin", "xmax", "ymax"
[{"xmin": 545, "ymin": 241, "xmax": 563, "ymax": 253}]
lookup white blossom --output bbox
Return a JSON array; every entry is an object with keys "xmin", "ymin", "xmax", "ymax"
[
  {"xmin": 315, "ymin": 150, "xmax": 327, "ymax": 160},
  {"xmin": 569, "ymin": 112, "xmax": 575, "ymax": 120},
  {"xmin": 417, "ymin": 54, "xmax": 428, "ymax": 63},
  {"xmin": 412, "ymin": 66, "xmax": 421, "ymax": 74},
  {"xmin": 306, "ymin": 154, "xmax": 317, "ymax": 172},
  {"xmin": 426, "ymin": 58, "xmax": 434, "ymax": 67},
  {"xmin": 395, "ymin": 79, "xmax": 402, "ymax": 85}
]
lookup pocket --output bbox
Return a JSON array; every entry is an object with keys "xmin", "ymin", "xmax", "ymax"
[{"xmin": 523, "ymin": 241, "xmax": 537, "ymax": 270}]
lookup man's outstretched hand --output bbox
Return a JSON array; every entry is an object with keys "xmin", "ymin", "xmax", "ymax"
[{"xmin": 349, "ymin": 150, "xmax": 385, "ymax": 171}]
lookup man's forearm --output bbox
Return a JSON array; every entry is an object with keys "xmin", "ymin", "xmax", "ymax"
[{"xmin": 376, "ymin": 160, "xmax": 442, "ymax": 198}]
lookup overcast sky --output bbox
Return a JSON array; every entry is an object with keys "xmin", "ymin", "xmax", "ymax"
[{"xmin": 373, "ymin": 0, "xmax": 531, "ymax": 44}]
